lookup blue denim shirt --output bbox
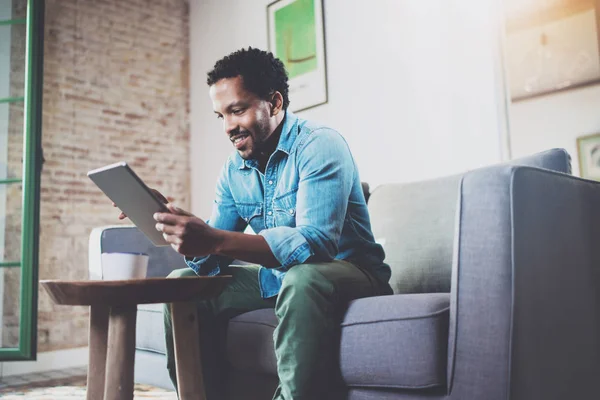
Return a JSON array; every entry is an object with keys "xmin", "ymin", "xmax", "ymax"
[{"xmin": 186, "ymin": 111, "xmax": 391, "ymax": 298}]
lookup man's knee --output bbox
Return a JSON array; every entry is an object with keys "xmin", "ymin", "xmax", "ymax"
[
  {"xmin": 276, "ymin": 263, "xmax": 336, "ymax": 318},
  {"xmin": 279, "ymin": 263, "xmax": 334, "ymax": 297},
  {"xmin": 282, "ymin": 263, "xmax": 323, "ymax": 285},
  {"xmin": 166, "ymin": 267, "xmax": 197, "ymax": 279}
]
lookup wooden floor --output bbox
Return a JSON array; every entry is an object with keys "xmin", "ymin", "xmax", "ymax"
[
  {"xmin": 0, "ymin": 368, "xmax": 177, "ymax": 399},
  {"xmin": 0, "ymin": 366, "xmax": 88, "ymax": 389}
]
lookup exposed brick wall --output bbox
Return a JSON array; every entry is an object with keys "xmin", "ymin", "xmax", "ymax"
[{"xmin": 3, "ymin": 0, "xmax": 190, "ymax": 351}]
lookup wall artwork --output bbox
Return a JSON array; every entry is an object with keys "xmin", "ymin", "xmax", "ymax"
[
  {"xmin": 267, "ymin": 0, "xmax": 327, "ymax": 112},
  {"xmin": 577, "ymin": 132, "xmax": 600, "ymax": 180},
  {"xmin": 504, "ymin": 0, "xmax": 600, "ymax": 101}
]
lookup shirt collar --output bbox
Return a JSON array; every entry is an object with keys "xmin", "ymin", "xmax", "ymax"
[{"xmin": 236, "ymin": 111, "xmax": 299, "ymax": 170}]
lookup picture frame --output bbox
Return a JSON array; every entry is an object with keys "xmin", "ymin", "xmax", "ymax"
[
  {"xmin": 504, "ymin": 0, "xmax": 600, "ymax": 102},
  {"xmin": 267, "ymin": 0, "xmax": 328, "ymax": 112},
  {"xmin": 577, "ymin": 132, "xmax": 600, "ymax": 180}
]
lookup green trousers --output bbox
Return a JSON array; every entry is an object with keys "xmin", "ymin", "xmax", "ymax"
[{"xmin": 163, "ymin": 261, "xmax": 389, "ymax": 400}]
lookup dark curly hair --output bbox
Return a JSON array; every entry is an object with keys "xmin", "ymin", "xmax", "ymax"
[{"xmin": 207, "ymin": 47, "xmax": 290, "ymax": 110}]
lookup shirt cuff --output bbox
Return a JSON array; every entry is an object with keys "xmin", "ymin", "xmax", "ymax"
[
  {"xmin": 259, "ymin": 227, "xmax": 314, "ymax": 267},
  {"xmin": 184, "ymin": 255, "xmax": 221, "ymax": 277}
]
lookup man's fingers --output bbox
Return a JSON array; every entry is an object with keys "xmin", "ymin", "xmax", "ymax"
[
  {"xmin": 151, "ymin": 189, "xmax": 169, "ymax": 204},
  {"xmin": 162, "ymin": 233, "xmax": 182, "ymax": 245},
  {"xmin": 155, "ymin": 223, "xmax": 180, "ymax": 235},
  {"xmin": 154, "ymin": 211, "xmax": 184, "ymax": 225},
  {"xmin": 118, "ymin": 212, "xmax": 127, "ymax": 220},
  {"xmin": 167, "ymin": 204, "xmax": 182, "ymax": 214},
  {"xmin": 166, "ymin": 203, "xmax": 194, "ymax": 216}
]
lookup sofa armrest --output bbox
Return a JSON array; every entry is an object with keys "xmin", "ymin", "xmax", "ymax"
[
  {"xmin": 447, "ymin": 166, "xmax": 600, "ymax": 400},
  {"xmin": 89, "ymin": 225, "xmax": 188, "ymax": 279}
]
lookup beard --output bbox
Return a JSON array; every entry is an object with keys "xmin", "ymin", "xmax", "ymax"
[{"xmin": 230, "ymin": 117, "xmax": 272, "ymax": 160}]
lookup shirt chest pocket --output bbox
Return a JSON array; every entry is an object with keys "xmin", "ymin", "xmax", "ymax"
[
  {"xmin": 273, "ymin": 191, "xmax": 297, "ymax": 228},
  {"xmin": 236, "ymin": 203, "xmax": 264, "ymax": 233}
]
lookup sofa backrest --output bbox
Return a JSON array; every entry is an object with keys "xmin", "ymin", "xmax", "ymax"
[
  {"xmin": 368, "ymin": 148, "xmax": 572, "ymax": 295},
  {"xmin": 89, "ymin": 226, "xmax": 187, "ymax": 279}
]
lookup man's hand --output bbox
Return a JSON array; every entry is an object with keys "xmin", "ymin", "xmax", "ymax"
[
  {"xmin": 114, "ymin": 188, "xmax": 172, "ymax": 220},
  {"xmin": 154, "ymin": 204, "xmax": 223, "ymax": 257}
]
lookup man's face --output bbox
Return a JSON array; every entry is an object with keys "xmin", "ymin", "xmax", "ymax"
[{"xmin": 210, "ymin": 76, "xmax": 274, "ymax": 160}]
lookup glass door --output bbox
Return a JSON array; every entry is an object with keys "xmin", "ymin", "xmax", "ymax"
[{"xmin": 0, "ymin": 0, "xmax": 43, "ymax": 361}]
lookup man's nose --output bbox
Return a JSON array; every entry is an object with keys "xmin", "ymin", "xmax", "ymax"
[{"xmin": 223, "ymin": 116, "xmax": 238, "ymax": 136}]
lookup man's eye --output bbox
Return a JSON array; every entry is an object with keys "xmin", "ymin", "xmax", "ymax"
[
  {"xmin": 216, "ymin": 114, "xmax": 223, "ymax": 119},
  {"xmin": 232, "ymin": 109, "xmax": 244, "ymax": 115}
]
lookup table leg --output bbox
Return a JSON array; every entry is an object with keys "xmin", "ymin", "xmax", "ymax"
[
  {"xmin": 171, "ymin": 302, "xmax": 205, "ymax": 400},
  {"xmin": 87, "ymin": 305, "xmax": 109, "ymax": 400},
  {"xmin": 103, "ymin": 305, "xmax": 137, "ymax": 400}
]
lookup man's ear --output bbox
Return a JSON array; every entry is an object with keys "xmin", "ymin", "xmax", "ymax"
[{"xmin": 270, "ymin": 92, "xmax": 284, "ymax": 116}]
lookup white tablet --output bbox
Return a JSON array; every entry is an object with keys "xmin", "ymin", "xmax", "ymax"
[{"xmin": 87, "ymin": 162, "xmax": 170, "ymax": 247}]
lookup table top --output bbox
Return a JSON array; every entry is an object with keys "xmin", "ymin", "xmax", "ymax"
[{"xmin": 40, "ymin": 276, "xmax": 233, "ymax": 306}]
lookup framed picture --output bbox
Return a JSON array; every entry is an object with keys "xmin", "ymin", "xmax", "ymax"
[
  {"xmin": 577, "ymin": 133, "xmax": 600, "ymax": 180},
  {"xmin": 267, "ymin": 0, "xmax": 328, "ymax": 112},
  {"xmin": 504, "ymin": 0, "xmax": 600, "ymax": 101}
]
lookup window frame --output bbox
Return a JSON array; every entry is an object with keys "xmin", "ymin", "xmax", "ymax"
[{"xmin": 0, "ymin": 0, "xmax": 44, "ymax": 361}]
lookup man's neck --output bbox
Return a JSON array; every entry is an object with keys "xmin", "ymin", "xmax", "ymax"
[{"xmin": 257, "ymin": 113, "xmax": 286, "ymax": 173}]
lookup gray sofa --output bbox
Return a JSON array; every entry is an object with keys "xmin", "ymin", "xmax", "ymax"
[{"xmin": 88, "ymin": 148, "xmax": 600, "ymax": 399}]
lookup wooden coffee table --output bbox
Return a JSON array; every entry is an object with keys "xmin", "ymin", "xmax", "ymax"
[{"xmin": 41, "ymin": 276, "xmax": 232, "ymax": 400}]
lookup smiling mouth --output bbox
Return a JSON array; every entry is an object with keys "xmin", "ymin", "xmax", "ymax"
[{"xmin": 231, "ymin": 134, "xmax": 250, "ymax": 149}]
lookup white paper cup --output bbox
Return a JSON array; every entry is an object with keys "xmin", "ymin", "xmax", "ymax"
[{"xmin": 100, "ymin": 252, "xmax": 149, "ymax": 280}]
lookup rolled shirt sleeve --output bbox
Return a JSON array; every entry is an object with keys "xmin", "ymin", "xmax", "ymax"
[{"xmin": 185, "ymin": 160, "xmax": 246, "ymax": 276}]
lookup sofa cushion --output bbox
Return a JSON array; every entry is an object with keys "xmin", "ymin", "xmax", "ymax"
[
  {"xmin": 136, "ymin": 303, "xmax": 167, "ymax": 354},
  {"xmin": 368, "ymin": 148, "xmax": 572, "ymax": 295},
  {"xmin": 506, "ymin": 147, "xmax": 571, "ymax": 174},
  {"xmin": 227, "ymin": 308, "xmax": 279, "ymax": 376},
  {"xmin": 369, "ymin": 175, "xmax": 461, "ymax": 294},
  {"xmin": 227, "ymin": 293, "xmax": 450, "ymax": 391},
  {"xmin": 340, "ymin": 293, "xmax": 449, "ymax": 390},
  {"xmin": 94, "ymin": 226, "xmax": 187, "ymax": 278}
]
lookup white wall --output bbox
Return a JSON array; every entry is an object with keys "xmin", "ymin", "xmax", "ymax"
[
  {"xmin": 189, "ymin": 0, "xmax": 509, "ymax": 218},
  {"xmin": 509, "ymin": 84, "xmax": 600, "ymax": 176}
]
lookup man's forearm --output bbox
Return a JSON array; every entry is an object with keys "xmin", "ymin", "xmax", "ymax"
[{"xmin": 214, "ymin": 230, "xmax": 280, "ymax": 268}]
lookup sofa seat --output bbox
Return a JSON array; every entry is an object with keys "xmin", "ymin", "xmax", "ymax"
[
  {"xmin": 136, "ymin": 303, "xmax": 167, "ymax": 354},
  {"xmin": 340, "ymin": 293, "xmax": 449, "ymax": 390},
  {"xmin": 227, "ymin": 308, "xmax": 279, "ymax": 375},
  {"xmin": 227, "ymin": 293, "xmax": 450, "ymax": 390},
  {"xmin": 134, "ymin": 303, "xmax": 174, "ymax": 390}
]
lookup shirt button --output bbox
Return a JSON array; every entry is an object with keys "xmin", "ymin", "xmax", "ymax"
[
  {"xmin": 267, "ymin": 211, "xmax": 273, "ymax": 216},
  {"xmin": 268, "ymin": 180, "xmax": 273, "ymax": 185}
]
